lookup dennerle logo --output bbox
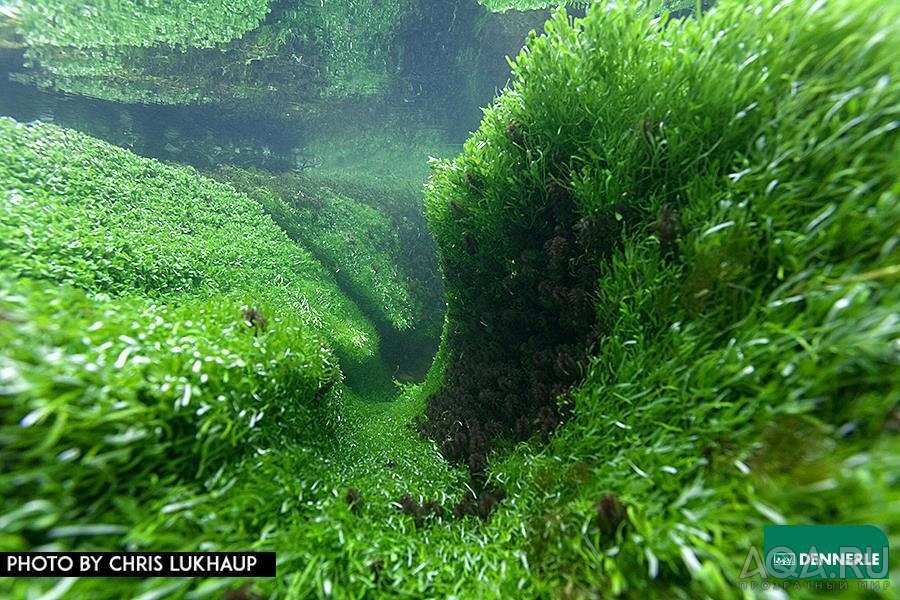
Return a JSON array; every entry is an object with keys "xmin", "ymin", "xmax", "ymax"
[{"xmin": 756, "ymin": 525, "xmax": 889, "ymax": 580}]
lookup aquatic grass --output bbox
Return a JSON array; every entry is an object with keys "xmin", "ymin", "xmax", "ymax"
[
  {"xmin": 0, "ymin": 118, "xmax": 378, "ymax": 361},
  {"xmin": 0, "ymin": 276, "xmax": 340, "ymax": 554},
  {"xmin": 210, "ymin": 166, "xmax": 447, "ymax": 380},
  {"xmin": 210, "ymin": 167, "xmax": 420, "ymax": 334},
  {"xmin": 421, "ymin": 0, "xmax": 899, "ymax": 594}
]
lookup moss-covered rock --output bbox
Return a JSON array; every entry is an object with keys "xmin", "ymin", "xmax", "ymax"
[
  {"xmin": 0, "ymin": 277, "xmax": 341, "ymax": 549},
  {"xmin": 422, "ymin": 5, "xmax": 899, "ymax": 578}
]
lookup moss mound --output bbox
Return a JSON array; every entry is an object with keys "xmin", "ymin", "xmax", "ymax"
[
  {"xmin": 0, "ymin": 117, "xmax": 393, "ymax": 590},
  {"xmin": 0, "ymin": 278, "xmax": 340, "ymax": 546},
  {"xmin": 209, "ymin": 167, "xmax": 443, "ymax": 334},
  {"xmin": 422, "ymin": 0, "xmax": 899, "ymax": 589},
  {"xmin": 209, "ymin": 167, "xmax": 445, "ymax": 379},
  {"xmin": 11, "ymin": 0, "xmax": 270, "ymax": 48}
]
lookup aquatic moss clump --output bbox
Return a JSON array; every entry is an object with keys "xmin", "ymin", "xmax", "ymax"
[
  {"xmin": 0, "ymin": 278, "xmax": 340, "ymax": 551},
  {"xmin": 210, "ymin": 168, "xmax": 407, "ymax": 330},
  {"xmin": 209, "ymin": 167, "xmax": 445, "ymax": 378},
  {"xmin": 0, "ymin": 119, "xmax": 393, "ymax": 581},
  {"xmin": 423, "ymin": 0, "xmax": 898, "ymax": 590}
]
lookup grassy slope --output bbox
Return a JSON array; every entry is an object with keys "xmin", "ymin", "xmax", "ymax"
[
  {"xmin": 209, "ymin": 167, "xmax": 419, "ymax": 333},
  {"xmin": 0, "ymin": 118, "xmax": 377, "ymax": 362},
  {"xmin": 0, "ymin": 117, "xmax": 385, "ymax": 598},
  {"xmin": 208, "ymin": 166, "xmax": 446, "ymax": 379},
  {"xmin": 11, "ymin": 0, "xmax": 270, "ymax": 48}
]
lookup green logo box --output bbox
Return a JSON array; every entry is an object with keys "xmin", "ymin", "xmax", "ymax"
[{"xmin": 764, "ymin": 525, "xmax": 890, "ymax": 580}]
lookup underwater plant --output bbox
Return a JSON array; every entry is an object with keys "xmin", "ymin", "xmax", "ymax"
[
  {"xmin": 0, "ymin": 0, "xmax": 897, "ymax": 597},
  {"xmin": 9, "ymin": 0, "xmax": 424, "ymax": 115},
  {"xmin": 422, "ymin": 0, "xmax": 898, "ymax": 590},
  {"xmin": 0, "ymin": 118, "xmax": 378, "ymax": 362},
  {"xmin": 209, "ymin": 166, "xmax": 445, "ymax": 378}
]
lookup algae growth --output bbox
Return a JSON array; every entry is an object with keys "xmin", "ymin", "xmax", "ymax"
[{"xmin": 0, "ymin": 0, "xmax": 898, "ymax": 598}]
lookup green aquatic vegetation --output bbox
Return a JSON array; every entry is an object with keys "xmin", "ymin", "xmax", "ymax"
[
  {"xmin": 211, "ymin": 167, "xmax": 447, "ymax": 377},
  {"xmin": 12, "ymin": 46, "xmax": 207, "ymax": 105},
  {"xmin": 210, "ymin": 166, "xmax": 420, "ymax": 333},
  {"xmin": 1, "ymin": 0, "xmax": 898, "ymax": 597},
  {"xmin": 12, "ymin": 0, "xmax": 423, "ymax": 110},
  {"xmin": 10, "ymin": 0, "xmax": 270, "ymax": 48},
  {"xmin": 311, "ymin": 172, "xmax": 448, "ymax": 376},
  {"xmin": 422, "ymin": 0, "xmax": 899, "ymax": 593},
  {"xmin": 0, "ymin": 118, "xmax": 378, "ymax": 361},
  {"xmin": 0, "ymin": 277, "xmax": 339, "ymax": 552},
  {"xmin": 313, "ymin": 0, "xmax": 422, "ymax": 99}
]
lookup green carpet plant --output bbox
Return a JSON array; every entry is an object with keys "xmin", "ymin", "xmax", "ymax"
[
  {"xmin": 210, "ymin": 167, "xmax": 419, "ymax": 333},
  {"xmin": 0, "ymin": 118, "xmax": 377, "ymax": 360},
  {"xmin": 9, "ymin": 0, "xmax": 270, "ymax": 48},
  {"xmin": 422, "ymin": 0, "xmax": 899, "ymax": 593}
]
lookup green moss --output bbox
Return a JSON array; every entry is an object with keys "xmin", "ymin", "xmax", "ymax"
[
  {"xmin": 11, "ymin": 0, "xmax": 423, "ymax": 109},
  {"xmin": 313, "ymin": 0, "xmax": 422, "ymax": 98},
  {"xmin": 209, "ymin": 166, "xmax": 422, "ymax": 333},
  {"xmin": 0, "ymin": 118, "xmax": 378, "ymax": 360},
  {"xmin": 206, "ymin": 167, "xmax": 445, "ymax": 379},
  {"xmin": 423, "ymin": 0, "xmax": 899, "ymax": 594},
  {"xmin": 0, "ymin": 277, "xmax": 340, "ymax": 549},
  {"xmin": 11, "ymin": 0, "xmax": 270, "ymax": 48}
]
